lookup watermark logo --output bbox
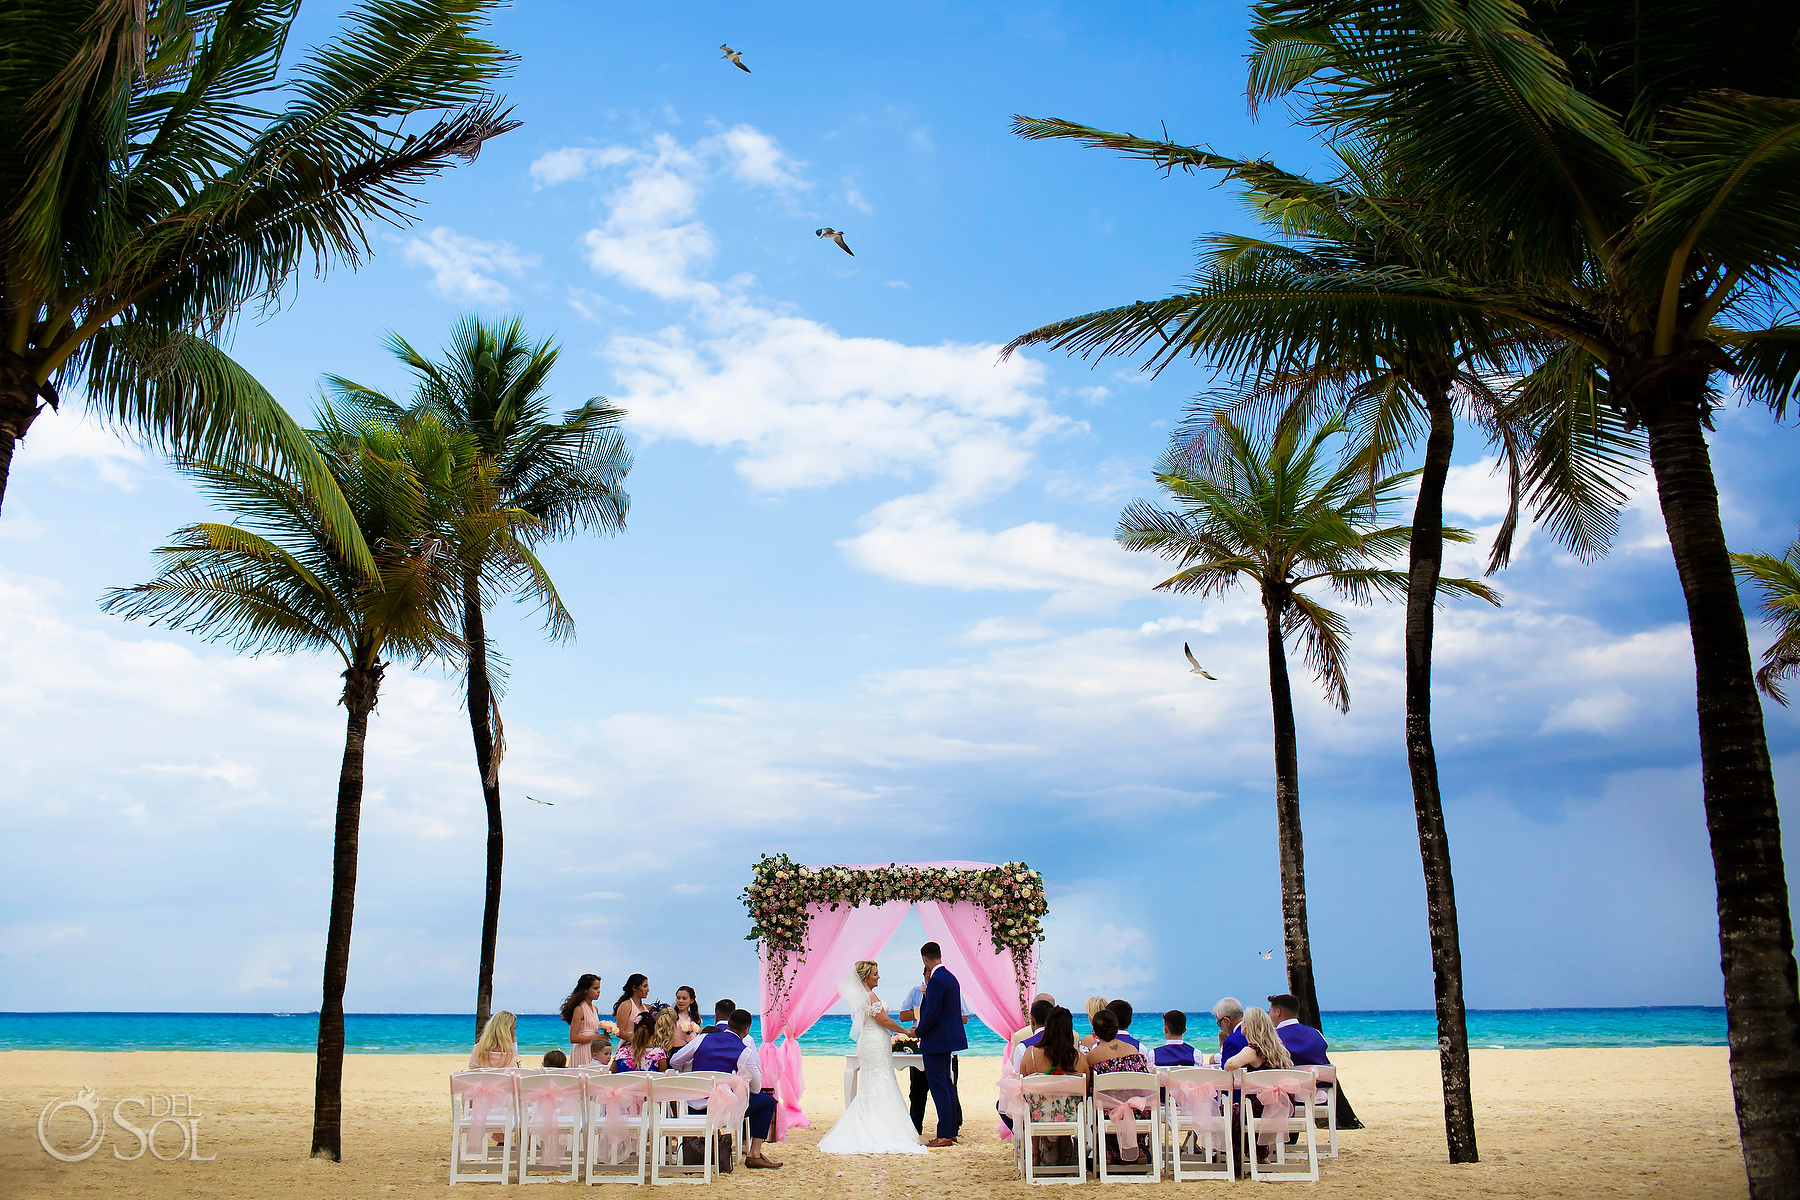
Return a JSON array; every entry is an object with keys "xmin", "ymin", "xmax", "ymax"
[{"xmin": 37, "ymin": 1088, "xmax": 216, "ymax": 1163}]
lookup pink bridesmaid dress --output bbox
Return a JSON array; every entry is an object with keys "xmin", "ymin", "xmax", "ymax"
[{"xmin": 569, "ymin": 1001, "xmax": 600, "ymax": 1067}]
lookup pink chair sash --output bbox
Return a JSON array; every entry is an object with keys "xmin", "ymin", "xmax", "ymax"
[
  {"xmin": 452, "ymin": 1075, "xmax": 514, "ymax": 1142},
  {"xmin": 525, "ymin": 1083, "xmax": 577, "ymax": 1172},
  {"xmin": 996, "ymin": 1069, "xmax": 1026, "ymax": 1140},
  {"xmin": 587, "ymin": 1078, "xmax": 646, "ymax": 1165},
  {"xmin": 1168, "ymin": 1079, "xmax": 1225, "ymax": 1155},
  {"xmin": 1243, "ymin": 1077, "xmax": 1314, "ymax": 1146},
  {"xmin": 706, "ymin": 1074, "xmax": 751, "ymax": 1136},
  {"xmin": 1100, "ymin": 1093, "xmax": 1154, "ymax": 1162}
]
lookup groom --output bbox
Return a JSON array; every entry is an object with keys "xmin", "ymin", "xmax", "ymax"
[{"xmin": 913, "ymin": 941, "xmax": 966, "ymax": 1146}]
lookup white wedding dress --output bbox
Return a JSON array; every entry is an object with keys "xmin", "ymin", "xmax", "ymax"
[{"xmin": 817, "ymin": 973, "xmax": 927, "ymax": 1155}]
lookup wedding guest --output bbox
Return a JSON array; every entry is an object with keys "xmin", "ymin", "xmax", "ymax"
[
  {"xmin": 1224, "ymin": 1008, "xmax": 1295, "ymax": 1071},
  {"xmin": 1214, "ymin": 996, "xmax": 1247, "ymax": 1063},
  {"xmin": 591, "ymin": 1028, "xmax": 614, "ymax": 1065},
  {"xmin": 1087, "ymin": 1009, "xmax": 1153, "ymax": 1164},
  {"xmin": 1154, "ymin": 1010, "xmax": 1196, "ymax": 1067},
  {"xmin": 1079, "ymin": 995, "xmax": 1108, "ymax": 1049},
  {"xmin": 613, "ymin": 973, "xmax": 650, "ymax": 1032},
  {"xmin": 671, "ymin": 1009, "xmax": 784, "ymax": 1169},
  {"xmin": 999, "ymin": 998, "xmax": 1057, "ymax": 1132},
  {"xmin": 1107, "ymin": 999, "xmax": 1142, "ymax": 1050},
  {"xmin": 611, "ymin": 1012, "xmax": 669, "ymax": 1073},
  {"xmin": 469, "ymin": 1010, "xmax": 518, "ymax": 1068},
  {"xmin": 673, "ymin": 986, "xmax": 704, "ymax": 1048},
  {"xmin": 1018, "ymin": 1006, "xmax": 1086, "ymax": 1167},
  {"xmin": 1005, "ymin": 994, "xmax": 1055, "ymax": 1065},
  {"xmin": 542, "ymin": 1049, "xmax": 568, "ymax": 1068},
  {"xmin": 1267, "ymin": 994, "xmax": 1332, "ymax": 1066},
  {"xmin": 709, "ymin": 998, "xmax": 737, "ymax": 1032},
  {"xmin": 560, "ymin": 974, "xmax": 604, "ymax": 1067}
]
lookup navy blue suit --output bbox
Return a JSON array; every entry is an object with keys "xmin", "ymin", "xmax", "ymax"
[
  {"xmin": 1153, "ymin": 1041, "xmax": 1196, "ymax": 1067},
  {"xmin": 1275, "ymin": 1022, "xmax": 1331, "ymax": 1068},
  {"xmin": 1220, "ymin": 1025, "xmax": 1248, "ymax": 1064},
  {"xmin": 914, "ymin": 965, "xmax": 966, "ymax": 1138}
]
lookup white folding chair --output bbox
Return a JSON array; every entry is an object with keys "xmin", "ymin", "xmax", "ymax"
[
  {"xmin": 449, "ymin": 1069, "xmax": 518, "ymax": 1184},
  {"xmin": 583, "ymin": 1070, "xmax": 652, "ymax": 1185},
  {"xmin": 1163, "ymin": 1067, "xmax": 1235, "ymax": 1182},
  {"xmin": 1303, "ymin": 1065, "xmax": 1338, "ymax": 1157},
  {"xmin": 1018, "ymin": 1075, "xmax": 1089, "ymax": 1185},
  {"xmin": 1242, "ymin": 1068, "xmax": 1319, "ymax": 1183},
  {"xmin": 648, "ymin": 1074, "xmax": 725, "ymax": 1185},
  {"xmin": 516, "ymin": 1069, "xmax": 585, "ymax": 1183},
  {"xmin": 1092, "ymin": 1071, "xmax": 1162, "ymax": 1183}
]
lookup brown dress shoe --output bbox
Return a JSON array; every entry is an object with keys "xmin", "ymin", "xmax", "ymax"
[
  {"xmin": 926, "ymin": 1137, "xmax": 958, "ymax": 1147},
  {"xmin": 746, "ymin": 1155, "xmax": 783, "ymax": 1169}
]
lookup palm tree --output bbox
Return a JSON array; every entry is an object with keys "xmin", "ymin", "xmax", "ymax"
[
  {"xmin": 1733, "ymin": 533, "xmax": 1800, "ymax": 707},
  {"xmin": 327, "ymin": 316, "xmax": 631, "ymax": 1040},
  {"xmin": 0, "ymin": 0, "xmax": 518, "ymax": 567},
  {"xmin": 100, "ymin": 411, "xmax": 526, "ymax": 1160},
  {"xmin": 1002, "ymin": 130, "xmax": 1591, "ymax": 1153},
  {"xmin": 1118, "ymin": 412, "xmax": 1497, "ymax": 1112},
  {"xmin": 1235, "ymin": 3, "xmax": 1800, "ymax": 1187}
]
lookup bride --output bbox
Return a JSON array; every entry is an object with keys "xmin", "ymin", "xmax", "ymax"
[{"xmin": 818, "ymin": 961, "xmax": 928, "ymax": 1155}]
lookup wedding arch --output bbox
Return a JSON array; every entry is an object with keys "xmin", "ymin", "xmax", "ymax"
[{"xmin": 740, "ymin": 855, "xmax": 1048, "ymax": 1133}]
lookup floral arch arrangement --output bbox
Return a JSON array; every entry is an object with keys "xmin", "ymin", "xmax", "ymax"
[{"xmin": 741, "ymin": 854, "xmax": 1047, "ymax": 1014}]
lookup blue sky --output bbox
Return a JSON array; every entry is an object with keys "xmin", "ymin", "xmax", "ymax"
[{"xmin": 2, "ymin": 0, "xmax": 1796, "ymax": 1023}]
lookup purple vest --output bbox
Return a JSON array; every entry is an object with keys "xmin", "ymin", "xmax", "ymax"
[{"xmin": 690, "ymin": 1028, "xmax": 745, "ymax": 1074}]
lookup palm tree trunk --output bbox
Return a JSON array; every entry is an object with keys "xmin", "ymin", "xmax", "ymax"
[
  {"xmin": 465, "ymin": 584, "xmax": 505, "ymax": 1043},
  {"xmin": 1639, "ymin": 375, "xmax": 1800, "ymax": 1200},
  {"xmin": 0, "ymin": 353, "xmax": 44, "ymax": 517},
  {"xmin": 311, "ymin": 662, "xmax": 384, "ymax": 1161},
  {"xmin": 1405, "ymin": 385, "xmax": 1478, "ymax": 1162}
]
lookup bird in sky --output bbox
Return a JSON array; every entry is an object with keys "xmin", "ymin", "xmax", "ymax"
[
  {"xmin": 1183, "ymin": 643, "xmax": 1217, "ymax": 679},
  {"xmin": 1259, "ymin": 949, "xmax": 1275, "ymax": 960},
  {"xmin": 529, "ymin": 796, "xmax": 553, "ymax": 806},
  {"xmin": 815, "ymin": 227, "xmax": 854, "ymax": 256},
  {"xmin": 721, "ymin": 44, "xmax": 750, "ymax": 72}
]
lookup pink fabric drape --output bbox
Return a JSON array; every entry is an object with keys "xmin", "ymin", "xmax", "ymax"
[
  {"xmin": 917, "ymin": 898, "xmax": 1034, "ymax": 1040},
  {"xmin": 585, "ymin": 1077, "xmax": 647, "ymax": 1165},
  {"xmin": 753, "ymin": 861, "xmax": 1041, "ymax": 1142},
  {"xmin": 1167, "ymin": 1077, "xmax": 1227, "ymax": 1157},
  {"xmin": 522, "ymin": 1079, "xmax": 579, "ymax": 1174},
  {"xmin": 759, "ymin": 899, "xmax": 909, "ymax": 1136},
  {"xmin": 1243, "ymin": 1075, "xmax": 1316, "ymax": 1146}
]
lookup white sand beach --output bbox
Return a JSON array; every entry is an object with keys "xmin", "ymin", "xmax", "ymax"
[{"xmin": 0, "ymin": 1047, "xmax": 1747, "ymax": 1197}]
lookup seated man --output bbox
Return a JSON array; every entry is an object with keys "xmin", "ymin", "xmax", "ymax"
[
  {"xmin": 669, "ymin": 1009, "xmax": 783, "ymax": 1170},
  {"xmin": 1153, "ymin": 1009, "xmax": 1196, "ymax": 1067},
  {"xmin": 1267, "ymin": 993, "xmax": 1331, "ymax": 1066},
  {"xmin": 709, "ymin": 998, "xmax": 737, "ymax": 1032},
  {"xmin": 1214, "ymin": 997, "xmax": 1247, "ymax": 1063},
  {"xmin": 1106, "ymin": 999, "xmax": 1142, "ymax": 1050},
  {"xmin": 1000, "ymin": 997, "xmax": 1057, "ymax": 1131}
]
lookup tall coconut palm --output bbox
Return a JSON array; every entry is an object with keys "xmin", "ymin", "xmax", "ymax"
[
  {"xmin": 100, "ymin": 411, "xmax": 527, "ymax": 1160},
  {"xmin": 1733, "ymin": 533, "xmax": 1800, "ymax": 707},
  {"xmin": 1235, "ymin": 3, "xmax": 1800, "ymax": 1188},
  {"xmin": 1118, "ymin": 412, "xmax": 1497, "ymax": 1110},
  {"xmin": 0, "ymin": 0, "xmax": 518, "ymax": 569},
  {"xmin": 328, "ymin": 316, "xmax": 631, "ymax": 1040}
]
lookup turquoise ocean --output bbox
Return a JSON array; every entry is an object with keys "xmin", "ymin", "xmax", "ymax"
[{"xmin": 0, "ymin": 1007, "xmax": 1725, "ymax": 1056}]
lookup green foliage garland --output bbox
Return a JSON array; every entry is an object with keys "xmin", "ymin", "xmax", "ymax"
[{"xmin": 742, "ymin": 855, "xmax": 1048, "ymax": 1021}]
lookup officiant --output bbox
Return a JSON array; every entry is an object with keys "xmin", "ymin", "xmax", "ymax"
[{"xmin": 894, "ymin": 962, "xmax": 971, "ymax": 1135}]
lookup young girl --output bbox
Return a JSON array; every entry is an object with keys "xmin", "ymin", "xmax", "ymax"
[
  {"xmin": 611, "ymin": 1012, "xmax": 671, "ymax": 1073},
  {"xmin": 469, "ymin": 1010, "xmax": 518, "ymax": 1068},
  {"xmin": 673, "ymin": 986, "xmax": 703, "ymax": 1048}
]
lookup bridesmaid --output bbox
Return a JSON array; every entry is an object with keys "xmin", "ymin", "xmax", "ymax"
[
  {"xmin": 612, "ymin": 974, "xmax": 649, "ymax": 1033},
  {"xmin": 469, "ymin": 1010, "xmax": 518, "ymax": 1068},
  {"xmin": 561, "ymin": 973, "xmax": 604, "ymax": 1067}
]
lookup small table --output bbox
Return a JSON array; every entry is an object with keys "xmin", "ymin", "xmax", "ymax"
[{"xmin": 843, "ymin": 1053, "xmax": 957, "ymax": 1106}]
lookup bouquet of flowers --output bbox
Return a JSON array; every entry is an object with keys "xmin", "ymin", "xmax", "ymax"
[
  {"xmin": 598, "ymin": 1020, "xmax": 620, "ymax": 1036},
  {"xmin": 891, "ymin": 1033, "xmax": 921, "ymax": 1054}
]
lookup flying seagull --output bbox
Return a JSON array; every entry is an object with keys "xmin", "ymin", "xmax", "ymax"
[
  {"xmin": 721, "ymin": 44, "xmax": 751, "ymax": 72},
  {"xmin": 1183, "ymin": 642, "xmax": 1217, "ymax": 680},
  {"xmin": 529, "ymin": 796, "xmax": 553, "ymax": 806},
  {"xmin": 816, "ymin": 227, "xmax": 854, "ymax": 256},
  {"xmin": 1259, "ymin": 949, "xmax": 1275, "ymax": 960}
]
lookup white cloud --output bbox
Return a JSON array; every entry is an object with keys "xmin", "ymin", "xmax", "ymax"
[
  {"xmin": 842, "ymin": 176, "xmax": 874, "ymax": 214},
  {"xmin": 707, "ymin": 125, "xmax": 808, "ymax": 191},
  {"xmin": 529, "ymin": 145, "xmax": 635, "ymax": 187},
  {"xmin": 402, "ymin": 226, "xmax": 537, "ymax": 303},
  {"xmin": 1442, "ymin": 457, "xmax": 1511, "ymax": 521},
  {"xmin": 9, "ymin": 411, "xmax": 144, "ymax": 488},
  {"xmin": 962, "ymin": 617, "xmax": 1054, "ymax": 643},
  {"xmin": 886, "ymin": 280, "xmax": 910, "ymax": 290}
]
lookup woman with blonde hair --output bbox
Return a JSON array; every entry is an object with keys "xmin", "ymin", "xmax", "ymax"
[
  {"xmin": 469, "ymin": 1010, "xmax": 518, "ymax": 1068},
  {"xmin": 1224, "ymin": 1007, "xmax": 1294, "ymax": 1071},
  {"xmin": 612, "ymin": 1011, "xmax": 670, "ymax": 1073},
  {"xmin": 817, "ymin": 960, "xmax": 926, "ymax": 1154},
  {"xmin": 1079, "ymin": 995, "xmax": 1108, "ymax": 1049}
]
